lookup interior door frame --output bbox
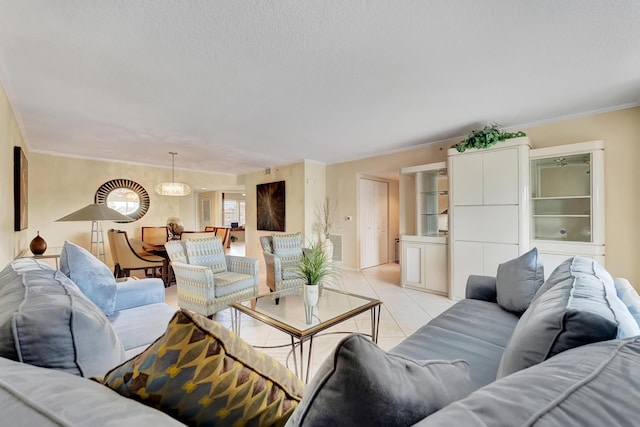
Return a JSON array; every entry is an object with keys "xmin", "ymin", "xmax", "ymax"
[{"xmin": 357, "ymin": 175, "xmax": 389, "ymax": 270}]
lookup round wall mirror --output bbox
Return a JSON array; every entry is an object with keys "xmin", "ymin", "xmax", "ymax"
[{"xmin": 95, "ymin": 179, "xmax": 150, "ymax": 222}]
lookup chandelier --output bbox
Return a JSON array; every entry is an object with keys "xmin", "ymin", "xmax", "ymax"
[{"xmin": 155, "ymin": 152, "xmax": 192, "ymax": 196}]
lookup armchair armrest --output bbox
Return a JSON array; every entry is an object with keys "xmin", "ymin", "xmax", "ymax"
[
  {"xmin": 226, "ymin": 256, "xmax": 259, "ymax": 285},
  {"xmin": 465, "ymin": 275, "xmax": 497, "ymax": 302},
  {"xmin": 114, "ymin": 277, "xmax": 165, "ymax": 311},
  {"xmin": 171, "ymin": 261, "xmax": 216, "ymax": 296}
]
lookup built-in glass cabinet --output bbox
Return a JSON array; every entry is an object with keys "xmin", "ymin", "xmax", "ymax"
[
  {"xmin": 531, "ymin": 152, "xmax": 592, "ymax": 242},
  {"xmin": 529, "ymin": 140, "xmax": 605, "ymax": 275},
  {"xmin": 417, "ymin": 167, "xmax": 448, "ymax": 237}
]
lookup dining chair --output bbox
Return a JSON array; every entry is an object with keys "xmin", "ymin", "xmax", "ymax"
[
  {"xmin": 215, "ymin": 227, "xmax": 231, "ymax": 250},
  {"xmin": 141, "ymin": 226, "xmax": 168, "ymax": 244},
  {"xmin": 106, "ymin": 229, "xmax": 121, "ymax": 277},
  {"xmin": 165, "ymin": 236, "xmax": 259, "ymax": 317},
  {"xmin": 204, "ymin": 226, "xmax": 215, "ymax": 232},
  {"xmin": 108, "ymin": 229, "xmax": 168, "ymax": 285}
]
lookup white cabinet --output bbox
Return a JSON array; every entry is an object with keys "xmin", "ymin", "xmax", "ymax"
[
  {"xmin": 448, "ymin": 137, "xmax": 531, "ymax": 299},
  {"xmin": 399, "ymin": 162, "xmax": 448, "ymax": 294},
  {"xmin": 530, "ymin": 141, "xmax": 605, "ymax": 278},
  {"xmin": 401, "ymin": 236, "xmax": 448, "ymax": 295}
]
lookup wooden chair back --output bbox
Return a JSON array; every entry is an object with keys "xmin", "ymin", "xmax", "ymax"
[
  {"xmin": 214, "ymin": 227, "xmax": 231, "ymax": 249},
  {"xmin": 141, "ymin": 226, "xmax": 168, "ymax": 244}
]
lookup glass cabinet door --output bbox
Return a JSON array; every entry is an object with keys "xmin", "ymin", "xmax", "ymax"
[
  {"xmin": 530, "ymin": 153, "xmax": 592, "ymax": 242},
  {"xmin": 417, "ymin": 168, "xmax": 448, "ymax": 237}
]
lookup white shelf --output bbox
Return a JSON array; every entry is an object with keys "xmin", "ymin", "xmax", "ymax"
[
  {"xmin": 532, "ymin": 214, "xmax": 590, "ymax": 218},
  {"xmin": 532, "ymin": 196, "xmax": 590, "ymax": 200}
]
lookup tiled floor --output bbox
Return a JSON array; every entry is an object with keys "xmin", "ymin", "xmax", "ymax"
[{"xmin": 164, "ymin": 243, "xmax": 455, "ymax": 382}]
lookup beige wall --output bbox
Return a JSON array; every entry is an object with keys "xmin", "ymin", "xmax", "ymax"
[
  {"xmin": 326, "ymin": 143, "xmax": 450, "ymax": 269},
  {"xmin": 242, "ymin": 162, "xmax": 307, "ymax": 260},
  {"xmin": 327, "ymin": 107, "xmax": 640, "ymax": 285},
  {"xmin": 0, "ymin": 84, "xmax": 29, "ymax": 265},
  {"xmin": 304, "ymin": 161, "xmax": 327, "ymax": 244},
  {"xmin": 27, "ymin": 153, "xmax": 237, "ymax": 267}
]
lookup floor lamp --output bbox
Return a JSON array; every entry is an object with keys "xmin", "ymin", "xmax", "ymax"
[{"xmin": 56, "ymin": 203, "xmax": 132, "ymax": 262}]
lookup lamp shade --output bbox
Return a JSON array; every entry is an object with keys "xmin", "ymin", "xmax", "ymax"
[
  {"xmin": 155, "ymin": 182, "xmax": 192, "ymax": 196},
  {"xmin": 56, "ymin": 203, "xmax": 133, "ymax": 222},
  {"xmin": 155, "ymin": 152, "xmax": 191, "ymax": 197}
]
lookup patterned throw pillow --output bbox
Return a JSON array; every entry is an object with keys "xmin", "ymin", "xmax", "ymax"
[
  {"xmin": 102, "ymin": 309, "xmax": 305, "ymax": 426},
  {"xmin": 272, "ymin": 233, "xmax": 303, "ymax": 258},
  {"xmin": 184, "ymin": 237, "xmax": 227, "ymax": 274}
]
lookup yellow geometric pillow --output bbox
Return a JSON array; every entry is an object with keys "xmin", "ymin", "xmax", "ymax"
[{"xmin": 102, "ymin": 309, "xmax": 305, "ymax": 426}]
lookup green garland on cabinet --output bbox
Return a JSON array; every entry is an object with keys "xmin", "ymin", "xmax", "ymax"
[{"xmin": 452, "ymin": 123, "xmax": 526, "ymax": 153}]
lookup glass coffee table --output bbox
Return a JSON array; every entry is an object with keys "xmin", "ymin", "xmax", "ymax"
[{"xmin": 229, "ymin": 287, "xmax": 382, "ymax": 382}]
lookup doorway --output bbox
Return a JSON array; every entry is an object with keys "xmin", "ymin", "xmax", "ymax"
[{"xmin": 359, "ymin": 177, "xmax": 389, "ymax": 269}]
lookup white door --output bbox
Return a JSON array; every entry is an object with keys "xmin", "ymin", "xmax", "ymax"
[{"xmin": 360, "ymin": 178, "xmax": 389, "ymax": 269}]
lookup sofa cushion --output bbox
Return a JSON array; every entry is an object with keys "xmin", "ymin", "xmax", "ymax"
[
  {"xmin": 0, "ymin": 356, "xmax": 184, "ymax": 426},
  {"xmin": 60, "ymin": 240, "xmax": 117, "ymax": 315},
  {"xmin": 272, "ymin": 232, "xmax": 303, "ymax": 258},
  {"xmin": 415, "ymin": 337, "xmax": 640, "ymax": 427},
  {"xmin": 0, "ymin": 260, "xmax": 125, "ymax": 377},
  {"xmin": 184, "ymin": 237, "xmax": 227, "ymax": 273},
  {"xmin": 287, "ymin": 334, "xmax": 471, "ymax": 427},
  {"xmin": 496, "ymin": 247, "xmax": 544, "ymax": 314},
  {"xmin": 497, "ymin": 256, "xmax": 639, "ymax": 378},
  {"xmin": 391, "ymin": 298, "xmax": 520, "ymax": 390},
  {"xmin": 108, "ymin": 302, "xmax": 178, "ymax": 354},
  {"xmin": 102, "ymin": 309, "xmax": 305, "ymax": 426}
]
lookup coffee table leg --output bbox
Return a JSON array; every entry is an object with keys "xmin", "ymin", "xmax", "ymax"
[
  {"xmin": 290, "ymin": 336, "xmax": 299, "ymax": 378},
  {"xmin": 305, "ymin": 335, "xmax": 314, "ymax": 383},
  {"xmin": 370, "ymin": 305, "xmax": 381, "ymax": 343},
  {"xmin": 231, "ymin": 308, "xmax": 241, "ymax": 335}
]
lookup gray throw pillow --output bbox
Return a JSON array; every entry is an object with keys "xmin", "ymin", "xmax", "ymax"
[
  {"xmin": 0, "ymin": 261, "xmax": 125, "ymax": 377},
  {"xmin": 497, "ymin": 256, "xmax": 637, "ymax": 378},
  {"xmin": 285, "ymin": 334, "xmax": 471, "ymax": 427},
  {"xmin": 496, "ymin": 247, "xmax": 544, "ymax": 314},
  {"xmin": 60, "ymin": 240, "xmax": 117, "ymax": 315}
]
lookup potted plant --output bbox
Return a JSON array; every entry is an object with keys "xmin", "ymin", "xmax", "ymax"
[
  {"xmin": 451, "ymin": 123, "xmax": 526, "ymax": 153},
  {"xmin": 296, "ymin": 241, "xmax": 337, "ymax": 322}
]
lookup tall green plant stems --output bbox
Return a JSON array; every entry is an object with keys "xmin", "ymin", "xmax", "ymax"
[
  {"xmin": 452, "ymin": 123, "xmax": 526, "ymax": 153},
  {"xmin": 297, "ymin": 242, "xmax": 337, "ymax": 286}
]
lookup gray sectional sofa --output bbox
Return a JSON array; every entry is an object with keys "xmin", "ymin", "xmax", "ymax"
[
  {"xmin": 288, "ymin": 252, "xmax": 640, "ymax": 426},
  {"xmin": 1, "ymin": 247, "xmax": 640, "ymax": 426}
]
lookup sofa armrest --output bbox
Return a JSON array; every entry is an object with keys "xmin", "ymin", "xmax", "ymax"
[
  {"xmin": 465, "ymin": 275, "xmax": 497, "ymax": 302},
  {"xmin": 113, "ymin": 278, "xmax": 165, "ymax": 311},
  {"xmin": 226, "ymin": 256, "xmax": 259, "ymax": 284}
]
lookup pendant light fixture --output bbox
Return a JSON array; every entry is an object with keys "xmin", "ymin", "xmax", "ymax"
[{"xmin": 155, "ymin": 152, "xmax": 192, "ymax": 196}]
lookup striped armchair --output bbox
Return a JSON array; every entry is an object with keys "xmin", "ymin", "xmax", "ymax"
[
  {"xmin": 259, "ymin": 233, "xmax": 307, "ymax": 303},
  {"xmin": 165, "ymin": 236, "xmax": 259, "ymax": 317}
]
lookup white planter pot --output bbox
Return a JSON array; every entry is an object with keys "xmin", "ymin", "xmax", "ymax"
[
  {"xmin": 304, "ymin": 284, "xmax": 319, "ymax": 324},
  {"xmin": 304, "ymin": 284, "xmax": 319, "ymax": 307}
]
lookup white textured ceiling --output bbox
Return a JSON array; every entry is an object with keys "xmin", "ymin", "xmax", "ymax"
[{"xmin": 1, "ymin": 1, "xmax": 639, "ymax": 175}]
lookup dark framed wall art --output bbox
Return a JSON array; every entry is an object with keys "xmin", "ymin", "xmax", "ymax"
[
  {"xmin": 14, "ymin": 146, "xmax": 28, "ymax": 231},
  {"xmin": 256, "ymin": 180, "xmax": 285, "ymax": 232}
]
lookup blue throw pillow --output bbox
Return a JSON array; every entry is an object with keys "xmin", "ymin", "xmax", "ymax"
[
  {"xmin": 614, "ymin": 278, "xmax": 640, "ymax": 328},
  {"xmin": 60, "ymin": 241, "xmax": 117, "ymax": 316}
]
